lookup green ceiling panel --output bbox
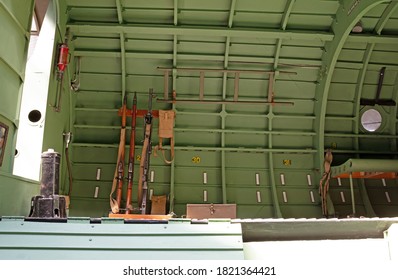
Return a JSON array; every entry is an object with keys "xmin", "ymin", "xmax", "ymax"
[
  {"xmin": 228, "ymin": 187, "xmax": 273, "ymax": 205},
  {"xmin": 225, "ymin": 115, "xmax": 268, "ymax": 130},
  {"xmin": 176, "ymin": 131, "xmax": 220, "ymax": 146},
  {"xmin": 79, "ymin": 73, "xmax": 121, "ymax": 91},
  {"xmin": 288, "ymin": 14, "xmax": 334, "ymax": 31},
  {"xmin": 225, "ymin": 152, "xmax": 269, "ymax": 168},
  {"xmin": 72, "ymin": 146, "xmax": 118, "ymax": 163},
  {"xmin": 72, "ymin": 163, "xmax": 115, "ymax": 181},
  {"xmin": 123, "ymin": 10, "xmax": 173, "ymax": 24},
  {"xmin": 225, "ymin": 169, "xmax": 270, "ymax": 186},
  {"xmin": 359, "ymin": 138, "xmax": 393, "ymax": 152},
  {"xmin": 272, "ymin": 100, "xmax": 315, "ymax": 115},
  {"xmin": 125, "ymin": 38, "xmax": 173, "ymax": 53},
  {"xmin": 233, "ymin": 12, "xmax": 282, "ymax": 29},
  {"xmin": 328, "ymin": 83, "xmax": 356, "ymax": 101},
  {"xmin": 331, "ymin": 68, "xmax": 360, "ymax": 83},
  {"xmin": 69, "ymin": 8, "xmax": 118, "ymax": 23},
  {"xmin": 176, "ymin": 114, "xmax": 220, "ymax": 129},
  {"xmin": 338, "ymin": 49, "xmax": 366, "ymax": 62},
  {"xmin": 229, "ymin": 43, "xmax": 275, "ymax": 57},
  {"xmin": 224, "ymin": 104, "xmax": 269, "ymax": 114},
  {"xmin": 74, "ymin": 36, "xmax": 121, "ymax": 50},
  {"xmin": 324, "ymin": 136, "xmax": 354, "ymax": 150},
  {"xmin": 325, "ymin": 119, "xmax": 354, "ymax": 133},
  {"xmin": 280, "ymin": 45, "xmax": 324, "ymax": 60},
  {"xmin": 272, "ymin": 135, "xmax": 314, "ymax": 149},
  {"xmin": 326, "ymin": 101, "xmax": 355, "ymax": 117},
  {"xmin": 178, "ymin": 10, "xmax": 229, "ymax": 26},
  {"xmin": 71, "ymin": 181, "xmax": 112, "ymax": 199},
  {"xmin": 272, "ymin": 117, "xmax": 314, "ymax": 131},
  {"xmin": 274, "ymin": 81, "xmax": 317, "ymax": 98},
  {"xmin": 292, "ymin": 0, "xmax": 339, "ymax": 14},
  {"xmin": 80, "ymin": 57, "xmax": 121, "ymax": 74},
  {"xmin": 75, "ymin": 91, "xmax": 121, "ymax": 109},
  {"xmin": 225, "ymin": 133, "xmax": 268, "ymax": 148},
  {"xmin": 371, "ymin": 51, "xmax": 398, "ymax": 64},
  {"xmin": 174, "ymin": 185, "xmax": 223, "ymax": 204}
]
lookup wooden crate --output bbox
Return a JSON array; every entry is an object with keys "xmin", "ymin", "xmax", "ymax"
[{"xmin": 186, "ymin": 204, "xmax": 236, "ymax": 219}]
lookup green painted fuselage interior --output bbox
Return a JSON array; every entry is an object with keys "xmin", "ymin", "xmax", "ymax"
[{"xmin": 0, "ymin": 0, "xmax": 397, "ymax": 219}]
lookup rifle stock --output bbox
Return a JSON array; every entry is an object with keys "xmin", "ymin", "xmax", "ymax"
[{"xmin": 110, "ymin": 94, "xmax": 127, "ymax": 213}]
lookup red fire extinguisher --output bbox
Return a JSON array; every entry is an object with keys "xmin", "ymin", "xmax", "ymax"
[
  {"xmin": 53, "ymin": 43, "xmax": 69, "ymax": 111},
  {"xmin": 57, "ymin": 43, "xmax": 69, "ymax": 78}
]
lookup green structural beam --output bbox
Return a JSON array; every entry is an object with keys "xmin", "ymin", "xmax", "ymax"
[
  {"xmin": 349, "ymin": 2, "xmax": 398, "ymax": 217},
  {"xmin": 228, "ymin": 0, "xmax": 236, "ymax": 28},
  {"xmin": 174, "ymin": 0, "xmax": 178, "ymax": 26},
  {"xmin": 120, "ymin": 32, "xmax": 126, "ymax": 101},
  {"xmin": 68, "ymin": 22, "xmax": 398, "ymax": 44},
  {"xmin": 169, "ymin": 6, "xmax": 178, "ymax": 213},
  {"xmin": 375, "ymin": 1, "xmax": 398, "ymax": 34},
  {"xmin": 74, "ymin": 49, "xmax": 398, "ymax": 71},
  {"xmin": 68, "ymin": 23, "xmax": 334, "ymax": 41},
  {"xmin": 281, "ymin": 0, "xmax": 295, "ymax": 31},
  {"xmin": 315, "ymin": 0, "xmax": 388, "ymax": 169},
  {"xmin": 115, "ymin": 0, "xmax": 123, "ymax": 24},
  {"xmin": 390, "ymin": 72, "xmax": 398, "ymax": 153},
  {"xmin": 314, "ymin": 0, "xmax": 388, "ymax": 216}
]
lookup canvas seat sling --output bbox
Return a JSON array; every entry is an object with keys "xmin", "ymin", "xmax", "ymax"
[{"xmin": 154, "ymin": 110, "xmax": 175, "ymax": 164}]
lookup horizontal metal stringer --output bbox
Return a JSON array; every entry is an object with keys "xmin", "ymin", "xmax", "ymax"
[
  {"xmin": 71, "ymin": 142, "xmax": 317, "ymax": 154},
  {"xmin": 157, "ymin": 98, "xmax": 294, "ymax": 106}
]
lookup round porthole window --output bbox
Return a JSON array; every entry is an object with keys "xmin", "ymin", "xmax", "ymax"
[
  {"xmin": 28, "ymin": 109, "xmax": 42, "ymax": 124},
  {"xmin": 361, "ymin": 108, "xmax": 382, "ymax": 132}
]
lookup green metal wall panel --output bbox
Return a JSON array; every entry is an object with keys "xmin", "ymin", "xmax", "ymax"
[
  {"xmin": 0, "ymin": 0, "xmax": 32, "ymax": 124},
  {"xmin": 0, "ymin": 173, "xmax": 39, "ymax": 216},
  {"xmin": 0, "ymin": 0, "xmax": 37, "ymax": 215}
]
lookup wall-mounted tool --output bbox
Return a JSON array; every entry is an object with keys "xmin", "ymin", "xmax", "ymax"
[
  {"xmin": 125, "ymin": 93, "xmax": 137, "ymax": 213},
  {"xmin": 110, "ymin": 94, "xmax": 128, "ymax": 213},
  {"xmin": 63, "ymin": 132, "xmax": 73, "ymax": 200},
  {"xmin": 53, "ymin": 41, "xmax": 69, "ymax": 112},
  {"xmin": 360, "ymin": 67, "xmax": 396, "ymax": 106},
  {"xmin": 70, "ymin": 56, "xmax": 81, "ymax": 91},
  {"xmin": 138, "ymin": 89, "xmax": 155, "ymax": 214}
]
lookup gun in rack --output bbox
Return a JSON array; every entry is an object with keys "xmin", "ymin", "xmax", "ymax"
[
  {"xmin": 125, "ymin": 93, "xmax": 137, "ymax": 214},
  {"xmin": 138, "ymin": 89, "xmax": 154, "ymax": 214}
]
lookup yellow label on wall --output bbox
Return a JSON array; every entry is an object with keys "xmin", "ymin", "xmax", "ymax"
[
  {"xmin": 192, "ymin": 156, "xmax": 201, "ymax": 163},
  {"xmin": 283, "ymin": 159, "xmax": 291, "ymax": 166}
]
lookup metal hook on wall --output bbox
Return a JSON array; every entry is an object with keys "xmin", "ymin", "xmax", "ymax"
[{"xmin": 70, "ymin": 56, "xmax": 81, "ymax": 92}]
